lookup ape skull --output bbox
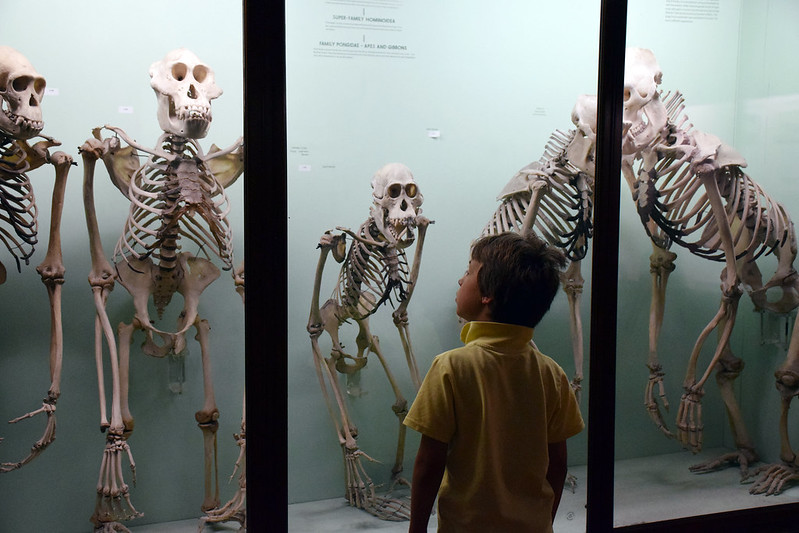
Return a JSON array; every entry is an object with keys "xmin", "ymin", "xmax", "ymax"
[
  {"xmin": 622, "ymin": 48, "xmax": 668, "ymax": 154},
  {"xmin": 0, "ymin": 46, "xmax": 45, "ymax": 140},
  {"xmin": 567, "ymin": 94, "xmax": 598, "ymax": 176},
  {"xmin": 149, "ymin": 48, "xmax": 222, "ymax": 139},
  {"xmin": 370, "ymin": 163, "xmax": 423, "ymax": 244}
]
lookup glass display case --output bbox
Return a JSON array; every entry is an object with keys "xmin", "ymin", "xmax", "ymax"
[
  {"xmin": 285, "ymin": 1, "xmax": 600, "ymax": 529},
  {"xmin": 610, "ymin": 0, "xmax": 799, "ymax": 529},
  {"xmin": 2, "ymin": 1, "xmax": 798, "ymax": 531},
  {"xmin": 0, "ymin": 2, "xmax": 244, "ymax": 531},
  {"xmin": 281, "ymin": 1, "xmax": 799, "ymax": 532}
]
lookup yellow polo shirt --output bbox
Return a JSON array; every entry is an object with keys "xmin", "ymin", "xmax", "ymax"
[{"xmin": 404, "ymin": 321, "xmax": 584, "ymax": 532}]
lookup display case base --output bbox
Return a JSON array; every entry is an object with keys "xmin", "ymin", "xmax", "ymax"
[
  {"xmin": 288, "ymin": 448, "xmax": 799, "ymax": 531},
  {"xmin": 128, "ymin": 518, "xmax": 240, "ymax": 532}
]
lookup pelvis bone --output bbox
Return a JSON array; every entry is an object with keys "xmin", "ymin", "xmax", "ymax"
[{"xmin": 116, "ymin": 252, "xmax": 220, "ymax": 356}]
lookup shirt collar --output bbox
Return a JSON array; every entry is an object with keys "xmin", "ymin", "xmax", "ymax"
[{"xmin": 460, "ymin": 321, "xmax": 534, "ymax": 351}]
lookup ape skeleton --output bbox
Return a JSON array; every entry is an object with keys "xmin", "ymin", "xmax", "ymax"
[
  {"xmin": 621, "ymin": 48, "xmax": 799, "ymax": 494},
  {"xmin": 307, "ymin": 162, "xmax": 431, "ymax": 520},
  {"xmin": 482, "ymin": 95, "xmax": 597, "ymax": 399},
  {"xmin": 0, "ymin": 46, "xmax": 72, "ymax": 473},
  {"xmin": 79, "ymin": 48, "xmax": 244, "ymax": 531}
]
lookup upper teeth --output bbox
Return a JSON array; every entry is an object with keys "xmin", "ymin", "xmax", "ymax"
[
  {"xmin": 176, "ymin": 104, "xmax": 210, "ymax": 121},
  {"xmin": 2, "ymin": 106, "xmax": 43, "ymax": 131},
  {"xmin": 631, "ymin": 122, "xmax": 648, "ymax": 136}
]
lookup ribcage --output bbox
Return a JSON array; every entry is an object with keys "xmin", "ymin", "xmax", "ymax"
[
  {"xmin": 114, "ymin": 142, "xmax": 234, "ymax": 271},
  {"xmin": 483, "ymin": 129, "xmax": 594, "ymax": 262},
  {"xmin": 636, "ymin": 91, "xmax": 792, "ymax": 262},
  {"xmin": 0, "ymin": 139, "xmax": 37, "ymax": 270},
  {"xmin": 332, "ymin": 222, "xmax": 411, "ymax": 321},
  {"xmin": 642, "ymin": 153, "xmax": 791, "ymax": 262}
]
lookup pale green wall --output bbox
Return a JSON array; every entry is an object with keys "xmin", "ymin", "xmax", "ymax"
[
  {"xmin": 286, "ymin": 0, "xmax": 602, "ymax": 505},
  {"xmin": 0, "ymin": 2, "xmax": 244, "ymax": 531},
  {"xmin": 287, "ymin": 0, "xmax": 799, "ymax": 509},
  {"xmin": 729, "ymin": 0, "xmax": 799, "ymax": 464},
  {"xmin": 3, "ymin": 0, "xmax": 792, "ymax": 526}
]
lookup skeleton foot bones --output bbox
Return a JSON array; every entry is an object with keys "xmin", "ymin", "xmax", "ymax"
[
  {"xmin": 744, "ymin": 370, "xmax": 799, "ymax": 495},
  {"xmin": 0, "ymin": 47, "xmax": 72, "ymax": 473},
  {"xmin": 690, "ymin": 447, "xmax": 758, "ymax": 479},
  {"xmin": 748, "ymin": 463, "xmax": 799, "ymax": 496}
]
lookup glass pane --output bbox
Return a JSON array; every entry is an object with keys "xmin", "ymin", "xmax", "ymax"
[
  {"xmin": 0, "ymin": 2, "xmax": 244, "ymax": 531},
  {"xmin": 615, "ymin": 0, "xmax": 799, "ymax": 526},
  {"xmin": 287, "ymin": 1, "xmax": 599, "ymax": 531}
]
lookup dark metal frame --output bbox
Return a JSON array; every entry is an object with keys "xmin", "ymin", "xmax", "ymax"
[
  {"xmin": 245, "ymin": 1, "xmax": 799, "ymax": 530},
  {"xmin": 244, "ymin": 1, "xmax": 288, "ymax": 530},
  {"xmin": 586, "ymin": 0, "xmax": 625, "ymax": 529}
]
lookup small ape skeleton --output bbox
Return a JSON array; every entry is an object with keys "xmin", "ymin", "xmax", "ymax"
[
  {"xmin": 79, "ymin": 48, "xmax": 244, "ymax": 531},
  {"xmin": 0, "ymin": 46, "xmax": 72, "ymax": 473},
  {"xmin": 482, "ymin": 94, "xmax": 597, "ymax": 399},
  {"xmin": 307, "ymin": 163, "xmax": 431, "ymax": 520},
  {"xmin": 621, "ymin": 48, "xmax": 799, "ymax": 493}
]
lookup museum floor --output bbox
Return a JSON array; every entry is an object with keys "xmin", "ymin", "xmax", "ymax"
[
  {"xmin": 287, "ymin": 448, "xmax": 799, "ymax": 532},
  {"xmin": 129, "ymin": 520, "xmax": 240, "ymax": 532},
  {"xmin": 121, "ymin": 447, "xmax": 799, "ymax": 532}
]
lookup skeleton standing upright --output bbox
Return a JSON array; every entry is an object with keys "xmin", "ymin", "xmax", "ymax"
[
  {"xmin": 307, "ymin": 163, "xmax": 431, "ymax": 520},
  {"xmin": 0, "ymin": 46, "xmax": 71, "ymax": 473},
  {"xmin": 79, "ymin": 48, "xmax": 244, "ymax": 531}
]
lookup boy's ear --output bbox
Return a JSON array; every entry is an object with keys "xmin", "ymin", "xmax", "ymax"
[{"xmin": 481, "ymin": 296, "xmax": 492, "ymax": 305}]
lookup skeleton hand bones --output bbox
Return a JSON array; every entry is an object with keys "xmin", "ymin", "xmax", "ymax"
[{"xmin": 644, "ymin": 363, "xmax": 673, "ymax": 438}]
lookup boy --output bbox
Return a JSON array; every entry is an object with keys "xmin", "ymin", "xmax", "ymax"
[{"xmin": 404, "ymin": 232, "xmax": 584, "ymax": 532}]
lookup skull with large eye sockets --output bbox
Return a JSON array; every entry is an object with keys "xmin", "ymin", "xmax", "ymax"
[
  {"xmin": 370, "ymin": 162, "xmax": 424, "ymax": 243},
  {"xmin": 0, "ymin": 46, "xmax": 45, "ymax": 140},
  {"xmin": 149, "ymin": 48, "xmax": 222, "ymax": 139}
]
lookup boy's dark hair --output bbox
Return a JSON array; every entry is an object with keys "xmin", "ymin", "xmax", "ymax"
[{"xmin": 470, "ymin": 232, "xmax": 568, "ymax": 328}]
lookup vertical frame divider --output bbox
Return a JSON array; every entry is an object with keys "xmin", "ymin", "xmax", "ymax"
[
  {"xmin": 587, "ymin": 0, "xmax": 627, "ymax": 531},
  {"xmin": 244, "ymin": 1, "xmax": 289, "ymax": 530}
]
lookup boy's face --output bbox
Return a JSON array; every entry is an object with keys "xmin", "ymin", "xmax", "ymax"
[{"xmin": 456, "ymin": 259, "xmax": 491, "ymax": 322}]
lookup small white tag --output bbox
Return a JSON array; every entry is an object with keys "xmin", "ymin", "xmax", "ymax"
[
  {"xmin": 44, "ymin": 88, "xmax": 59, "ymax": 96},
  {"xmin": 427, "ymin": 129, "xmax": 441, "ymax": 139},
  {"xmin": 118, "ymin": 106, "xmax": 134, "ymax": 114},
  {"xmin": 299, "ymin": 164, "xmax": 312, "ymax": 172}
]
